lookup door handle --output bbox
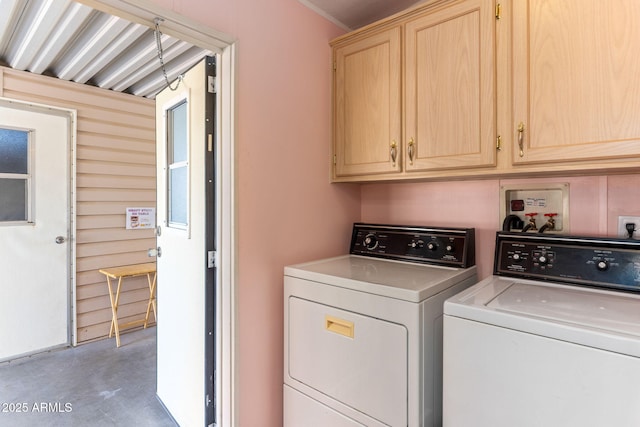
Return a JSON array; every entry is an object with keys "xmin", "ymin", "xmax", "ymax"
[
  {"xmin": 55, "ymin": 236, "xmax": 66, "ymax": 244},
  {"xmin": 156, "ymin": 247, "xmax": 162, "ymax": 257}
]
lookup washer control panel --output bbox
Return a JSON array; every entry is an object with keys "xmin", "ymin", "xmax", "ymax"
[
  {"xmin": 495, "ymin": 232, "xmax": 640, "ymax": 292},
  {"xmin": 350, "ymin": 223, "xmax": 475, "ymax": 268}
]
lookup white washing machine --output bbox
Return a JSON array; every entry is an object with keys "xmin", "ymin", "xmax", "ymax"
[
  {"xmin": 444, "ymin": 232, "xmax": 640, "ymax": 427},
  {"xmin": 284, "ymin": 223, "xmax": 477, "ymax": 427}
]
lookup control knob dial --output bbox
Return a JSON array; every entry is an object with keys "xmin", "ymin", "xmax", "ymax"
[
  {"xmin": 596, "ymin": 259, "xmax": 609, "ymax": 271},
  {"xmin": 363, "ymin": 234, "xmax": 378, "ymax": 250}
]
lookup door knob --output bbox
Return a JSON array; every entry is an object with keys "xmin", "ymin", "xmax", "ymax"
[{"xmin": 55, "ymin": 236, "xmax": 66, "ymax": 244}]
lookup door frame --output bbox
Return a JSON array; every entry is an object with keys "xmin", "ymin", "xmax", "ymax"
[
  {"xmin": 80, "ymin": 1, "xmax": 238, "ymax": 425},
  {"xmin": 0, "ymin": 97, "xmax": 78, "ymax": 348}
]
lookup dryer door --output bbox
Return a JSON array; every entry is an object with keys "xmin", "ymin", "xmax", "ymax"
[{"xmin": 288, "ymin": 297, "xmax": 407, "ymax": 426}]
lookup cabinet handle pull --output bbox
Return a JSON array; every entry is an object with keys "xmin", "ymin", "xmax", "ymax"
[
  {"xmin": 390, "ymin": 140, "xmax": 397, "ymax": 166},
  {"xmin": 517, "ymin": 122, "xmax": 525, "ymax": 157},
  {"xmin": 408, "ymin": 138, "xmax": 415, "ymax": 165}
]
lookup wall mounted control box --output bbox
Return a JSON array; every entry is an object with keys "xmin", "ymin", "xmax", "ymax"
[{"xmin": 499, "ymin": 183, "xmax": 570, "ymax": 234}]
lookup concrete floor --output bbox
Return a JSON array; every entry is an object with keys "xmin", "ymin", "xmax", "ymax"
[{"xmin": 0, "ymin": 327, "xmax": 177, "ymax": 426}]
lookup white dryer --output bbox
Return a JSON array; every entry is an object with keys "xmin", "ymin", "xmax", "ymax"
[
  {"xmin": 284, "ymin": 223, "xmax": 477, "ymax": 426},
  {"xmin": 444, "ymin": 232, "xmax": 640, "ymax": 427}
]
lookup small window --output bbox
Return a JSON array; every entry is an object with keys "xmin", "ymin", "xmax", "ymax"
[
  {"xmin": 0, "ymin": 128, "xmax": 31, "ymax": 223},
  {"xmin": 167, "ymin": 101, "xmax": 188, "ymax": 229}
]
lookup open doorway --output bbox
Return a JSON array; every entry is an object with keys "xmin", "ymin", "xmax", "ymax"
[{"xmin": 0, "ymin": 0, "xmax": 236, "ymax": 424}]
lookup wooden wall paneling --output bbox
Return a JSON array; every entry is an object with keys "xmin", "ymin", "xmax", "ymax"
[
  {"xmin": 77, "ymin": 251, "xmax": 154, "ymax": 272},
  {"xmin": 2, "ymin": 69, "xmax": 152, "ymax": 114},
  {"xmin": 76, "ymin": 188, "xmax": 156, "ymax": 202},
  {"xmin": 81, "ymin": 133, "xmax": 155, "ymax": 153},
  {"xmin": 76, "ymin": 146, "xmax": 155, "ymax": 164},
  {"xmin": 1, "ymin": 66, "xmax": 157, "ymax": 344},
  {"xmin": 78, "ymin": 227, "xmax": 155, "ymax": 243},
  {"xmin": 77, "ymin": 239, "xmax": 155, "ymax": 258},
  {"xmin": 77, "ymin": 200, "xmax": 154, "ymax": 215},
  {"xmin": 77, "ymin": 174, "xmax": 156, "ymax": 190},
  {"xmin": 76, "ymin": 161, "xmax": 155, "ymax": 178}
]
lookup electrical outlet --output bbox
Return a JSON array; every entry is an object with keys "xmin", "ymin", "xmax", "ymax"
[{"xmin": 617, "ymin": 216, "xmax": 640, "ymax": 239}]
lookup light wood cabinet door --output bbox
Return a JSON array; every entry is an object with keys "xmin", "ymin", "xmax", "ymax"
[
  {"xmin": 512, "ymin": 0, "xmax": 640, "ymax": 165},
  {"xmin": 334, "ymin": 28, "xmax": 402, "ymax": 177},
  {"xmin": 404, "ymin": 0, "xmax": 496, "ymax": 172}
]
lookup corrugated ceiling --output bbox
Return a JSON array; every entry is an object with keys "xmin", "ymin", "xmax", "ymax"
[{"xmin": 0, "ymin": 0, "xmax": 212, "ymax": 99}]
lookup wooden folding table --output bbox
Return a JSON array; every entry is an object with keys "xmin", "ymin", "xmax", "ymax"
[{"xmin": 99, "ymin": 262, "xmax": 157, "ymax": 347}]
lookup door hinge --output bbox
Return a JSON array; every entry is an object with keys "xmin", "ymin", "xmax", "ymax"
[
  {"xmin": 495, "ymin": 3, "xmax": 501, "ymax": 20},
  {"xmin": 208, "ymin": 250, "xmax": 217, "ymax": 268},
  {"xmin": 208, "ymin": 75, "xmax": 216, "ymax": 93}
]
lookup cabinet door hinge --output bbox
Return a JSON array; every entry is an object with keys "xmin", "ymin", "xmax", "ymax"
[{"xmin": 495, "ymin": 3, "xmax": 501, "ymax": 20}]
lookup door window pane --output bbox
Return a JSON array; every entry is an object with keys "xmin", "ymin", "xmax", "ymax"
[
  {"xmin": 0, "ymin": 129, "xmax": 28, "ymax": 174},
  {"xmin": 170, "ymin": 102, "xmax": 188, "ymax": 163},
  {"xmin": 167, "ymin": 101, "xmax": 188, "ymax": 228},
  {"xmin": 0, "ymin": 128, "xmax": 30, "ymax": 223},
  {"xmin": 169, "ymin": 166, "xmax": 187, "ymax": 225},
  {"xmin": 0, "ymin": 178, "xmax": 27, "ymax": 221}
]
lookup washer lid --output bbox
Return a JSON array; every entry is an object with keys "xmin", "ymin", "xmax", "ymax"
[
  {"xmin": 285, "ymin": 255, "xmax": 477, "ymax": 302},
  {"xmin": 488, "ymin": 283, "xmax": 640, "ymax": 336},
  {"xmin": 445, "ymin": 276, "xmax": 640, "ymax": 357}
]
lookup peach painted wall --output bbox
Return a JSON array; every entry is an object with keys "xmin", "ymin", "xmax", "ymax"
[
  {"xmin": 362, "ymin": 174, "xmax": 640, "ymax": 280},
  {"xmin": 147, "ymin": 0, "xmax": 358, "ymax": 426},
  {"xmin": 131, "ymin": 1, "xmax": 640, "ymax": 425}
]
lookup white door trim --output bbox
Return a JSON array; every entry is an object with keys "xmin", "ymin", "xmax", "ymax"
[
  {"xmin": 0, "ymin": 96, "xmax": 78, "ymax": 348},
  {"xmin": 77, "ymin": 2, "xmax": 238, "ymax": 425}
]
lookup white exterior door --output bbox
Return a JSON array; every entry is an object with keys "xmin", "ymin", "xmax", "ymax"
[
  {"xmin": 0, "ymin": 100, "xmax": 71, "ymax": 361},
  {"xmin": 156, "ymin": 57, "xmax": 217, "ymax": 426}
]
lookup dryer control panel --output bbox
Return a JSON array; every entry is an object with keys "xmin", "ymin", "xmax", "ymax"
[
  {"xmin": 350, "ymin": 223, "xmax": 475, "ymax": 268},
  {"xmin": 494, "ymin": 232, "xmax": 640, "ymax": 292}
]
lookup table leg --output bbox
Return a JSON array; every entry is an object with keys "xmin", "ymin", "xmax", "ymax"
[
  {"xmin": 106, "ymin": 276, "xmax": 123, "ymax": 347},
  {"xmin": 107, "ymin": 276, "xmax": 115, "ymax": 338},
  {"xmin": 144, "ymin": 272, "xmax": 157, "ymax": 327},
  {"xmin": 112, "ymin": 276, "xmax": 123, "ymax": 347}
]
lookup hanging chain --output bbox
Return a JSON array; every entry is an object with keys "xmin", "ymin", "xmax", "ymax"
[{"xmin": 154, "ymin": 18, "xmax": 181, "ymax": 91}]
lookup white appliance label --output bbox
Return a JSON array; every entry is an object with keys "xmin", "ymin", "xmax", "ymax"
[{"xmin": 525, "ymin": 198, "xmax": 547, "ymax": 207}]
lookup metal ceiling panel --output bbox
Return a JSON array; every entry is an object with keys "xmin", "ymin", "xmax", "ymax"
[{"xmin": 0, "ymin": 0, "xmax": 211, "ymax": 98}]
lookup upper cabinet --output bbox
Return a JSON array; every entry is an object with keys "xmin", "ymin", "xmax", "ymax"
[
  {"xmin": 332, "ymin": 0, "xmax": 496, "ymax": 181},
  {"xmin": 404, "ymin": 0, "xmax": 496, "ymax": 173},
  {"xmin": 333, "ymin": 28, "xmax": 402, "ymax": 177},
  {"xmin": 332, "ymin": 0, "xmax": 640, "ymax": 182},
  {"xmin": 511, "ymin": 0, "xmax": 640, "ymax": 166}
]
